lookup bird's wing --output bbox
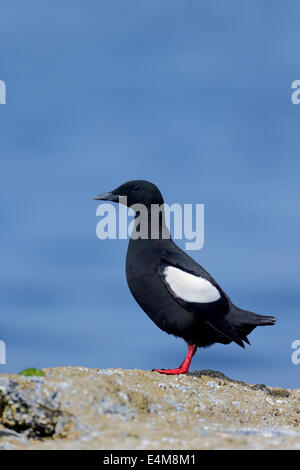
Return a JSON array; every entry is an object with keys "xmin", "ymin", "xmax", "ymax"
[{"xmin": 157, "ymin": 253, "xmax": 245, "ymax": 348}]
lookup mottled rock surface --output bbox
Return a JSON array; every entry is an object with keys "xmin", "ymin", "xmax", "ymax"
[{"xmin": 0, "ymin": 367, "xmax": 300, "ymax": 449}]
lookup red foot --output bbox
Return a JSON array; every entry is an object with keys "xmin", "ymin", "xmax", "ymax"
[
  {"xmin": 153, "ymin": 344, "xmax": 197, "ymax": 375},
  {"xmin": 153, "ymin": 366, "xmax": 189, "ymax": 375}
]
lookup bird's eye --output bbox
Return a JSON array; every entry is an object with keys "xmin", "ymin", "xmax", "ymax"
[{"xmin": 133, "ymin": 186, "xmax": 140, "ymax": 192}]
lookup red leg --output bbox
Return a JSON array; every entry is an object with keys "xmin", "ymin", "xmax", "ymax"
[{"xmin": 153, "ymin": 344, "xmax": 197, "ymax": 375}]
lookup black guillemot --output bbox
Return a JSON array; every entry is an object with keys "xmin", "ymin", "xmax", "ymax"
[{"xmin": 94, "ymin": 180, "xmax": 276, "ymax": 375}]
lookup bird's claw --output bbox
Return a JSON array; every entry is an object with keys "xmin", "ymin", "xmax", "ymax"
[{"xmin": 152, "ymin": 367, "xmax": 188, "ymax": 375}]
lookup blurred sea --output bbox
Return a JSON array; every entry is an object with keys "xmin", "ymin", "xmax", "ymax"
[{"xmin": 0, "ymin": 1, "xmax": 299, "ymax": 387}]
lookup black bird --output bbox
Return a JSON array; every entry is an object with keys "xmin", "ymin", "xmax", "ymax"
[{"xmin": 94, "ymin": 180, "xmax": 276, "ymax": 375}]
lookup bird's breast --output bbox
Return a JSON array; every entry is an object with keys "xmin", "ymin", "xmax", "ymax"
[{"xmin": 125, "ymin": 244, "xmax": 197, "ymax": 338}]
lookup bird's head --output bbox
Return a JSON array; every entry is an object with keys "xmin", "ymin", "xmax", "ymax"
[{"xmin": 94, "ymin": 180, "xmax": 164, "ymax": 209}]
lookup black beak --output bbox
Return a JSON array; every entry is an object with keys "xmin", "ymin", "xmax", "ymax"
[{"xmin": 93, "ymin": 191, "xmax": 119, "ymax": 202}]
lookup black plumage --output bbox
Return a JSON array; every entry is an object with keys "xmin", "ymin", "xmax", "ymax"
[{"xmin": 94, "ymin": 180, "xmax": 276, "ymax": 374}]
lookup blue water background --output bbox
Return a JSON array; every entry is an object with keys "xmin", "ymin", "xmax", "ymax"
[{"xmin": 0, "ymin": 1, "xmax": 299, "ymax": 387}]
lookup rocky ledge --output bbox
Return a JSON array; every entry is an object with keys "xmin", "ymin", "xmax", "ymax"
[{"xmin": 0, "ymin": 367, "xmax": 300, "ymax": 450}]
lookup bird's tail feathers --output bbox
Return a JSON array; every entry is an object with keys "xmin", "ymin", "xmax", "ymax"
[
  {"xmin": 244, "ymin": 312, "xmax": 276, "ymax": 326},
  {"xmin": 229, "ymin": 304, "xmax": 277, "ymax": 327},
  {"xmin": 227, "ymin": 306, "xmax": 276, "ymax": 346}
]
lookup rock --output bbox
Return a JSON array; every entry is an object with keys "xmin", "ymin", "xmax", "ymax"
[
  {"xmin": 0, "ymin": 375, "xmax": 73, "ymax": 440},
  {"xmin": 0, "ymin": 367, "xmax": 300, "ymax": 449}
]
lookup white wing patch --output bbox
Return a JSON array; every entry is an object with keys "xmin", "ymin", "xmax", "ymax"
[{"xmin": 164, "ymin": 266, "xmax": 221, "ymax": 303}]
